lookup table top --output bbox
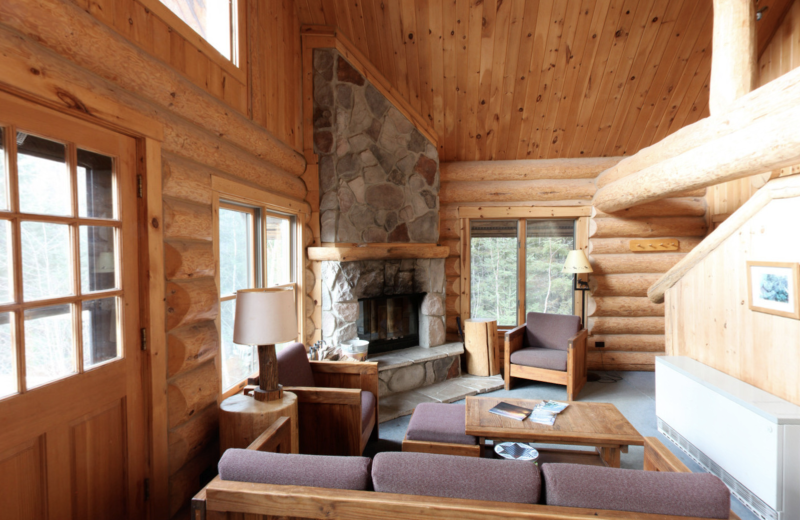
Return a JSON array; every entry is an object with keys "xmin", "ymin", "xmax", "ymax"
[{"xmin": 465, "ymin": 396, "xmax": 644, "ymax": 447}]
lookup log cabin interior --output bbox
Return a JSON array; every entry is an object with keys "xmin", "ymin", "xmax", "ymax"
[{"xmin": 2, "ymin": 0, "xmax": 800, "ymax": 519}]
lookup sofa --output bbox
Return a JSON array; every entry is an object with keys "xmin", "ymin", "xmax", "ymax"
[{"xmin": 192, "ymin": 416, "xmax": 739, "ymax": 520}]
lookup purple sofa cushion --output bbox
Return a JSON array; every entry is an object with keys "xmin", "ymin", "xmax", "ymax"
[
  {"xmin": 510, "ymin": 347, "xmax": 568, "ymax": 371},
  {"xmin": 372, "ymin": 452, "xmax": 539, "ymax": 504},
  {"xmin": 361, "ymin": 390, "xmax": 376, "ymax": 435},
  {"xmin": 542, "ymin": 463, "xmax": 730, "ymax": 519},
  {"xmin": 405, "ymin": 403, "xmax": 476, "ymax": 445},
  {"xmin": 525, "ymin": 312, "xmax": 581, "ymax": 352},
  {"xmin": 277, "ymin": 342, "xmax": 316, "ymax": 387},
  {"xmin": 218, "ymin": 449, "xmax": 372, "ymax": 490}
]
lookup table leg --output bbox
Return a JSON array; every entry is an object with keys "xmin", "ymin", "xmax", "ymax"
[{"xmin": 597, "ymin": 446, "xmax": 621, "ymax": 468}]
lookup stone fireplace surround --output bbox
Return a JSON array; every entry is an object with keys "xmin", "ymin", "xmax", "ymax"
[{"xmin": 321, "ymin": 259, "xmax": 446, "ymax": 350}]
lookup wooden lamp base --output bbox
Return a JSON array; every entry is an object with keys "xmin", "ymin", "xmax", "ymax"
[{"xmin": 254, "ymin": 344, "xmax": 283, "ymax": 402}]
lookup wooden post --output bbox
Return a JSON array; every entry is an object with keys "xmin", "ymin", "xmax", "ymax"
[
  {"xmin": 709, "ymin": 0, "xmax": 757, "ymax": 115},
  {"xmin": 464, "ymin": 319, "xmax": 499, "ymax": 376}
]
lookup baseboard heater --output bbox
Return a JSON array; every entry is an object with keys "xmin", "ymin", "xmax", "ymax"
[{"xmin": 656, "ymin": 357, "xmax": 800, "ymax": 520}]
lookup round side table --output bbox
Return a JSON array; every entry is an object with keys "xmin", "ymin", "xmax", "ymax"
[{"xmin": 219, "ymin": 391, "xmax": 299, "ymax": 453}]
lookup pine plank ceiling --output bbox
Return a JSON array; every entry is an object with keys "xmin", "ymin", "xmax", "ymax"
[{"xmin": 295, "ymin": 0, "xmax": 792, "ymax": 162}]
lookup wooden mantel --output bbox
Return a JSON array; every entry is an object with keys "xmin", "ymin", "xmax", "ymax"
[{"xmin": 307, "ymin": 243, "xmax": 449, "ymax": 262}]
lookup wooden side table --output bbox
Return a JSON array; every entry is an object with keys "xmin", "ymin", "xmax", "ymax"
[
  {"xmin": 219, "ymin": 391, "xmax": 299, "ymax": 454},
  {"xmin": 464, "ymin": 318, "xmax": 499, "ymax": 376}
]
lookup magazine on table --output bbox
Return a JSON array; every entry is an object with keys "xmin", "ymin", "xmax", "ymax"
[
  {"xmin": 488, "ymin": 401, "xmax": 533, "ymax": 421},
  {"xmin": 528, "ymin": 400, "xmax": 570, "ymax": 426}
]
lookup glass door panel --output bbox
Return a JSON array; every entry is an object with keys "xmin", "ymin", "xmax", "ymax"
[
  {"xmin": 525, "ymin": 220, "xmax": 575, "ymax": 315},
  {"xmin": 470, "ymin": 219, "xmax": 519, "ymax": 327}
]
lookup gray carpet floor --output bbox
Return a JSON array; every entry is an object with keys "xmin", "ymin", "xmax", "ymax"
[{"xmin": 365, "ymin": 371, "xmax": 757, "ymax": 520}]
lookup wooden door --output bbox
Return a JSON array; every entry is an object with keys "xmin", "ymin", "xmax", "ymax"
[{"xmin": 0, "ymin": 93, "xmax": 147, "ymax": 519}]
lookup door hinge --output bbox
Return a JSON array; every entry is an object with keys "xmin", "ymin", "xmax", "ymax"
[
  {"xmin": 140, "ymin": 328, "xmax": 147, "ymax": 351},
  {"xmin": 143, "ymin": 478, "xmax": 150, "ymax": 502},
  {"xmin": 137, "ymin": 174, "xmax": 143, "ymax": 198}
]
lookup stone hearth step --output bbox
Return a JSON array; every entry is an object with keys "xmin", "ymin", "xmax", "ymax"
[
  {"xmin": 378, "ymin": 374, "xmax": 505, "ymax": 423},
  {"xmin": 370, "ymin": 343, "xmax": 464, "ymax": 398}
]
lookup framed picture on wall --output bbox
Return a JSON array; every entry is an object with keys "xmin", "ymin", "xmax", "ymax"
[{"xmin": 747, "ymin": 261, "xmax": 800, "ymax": 319}]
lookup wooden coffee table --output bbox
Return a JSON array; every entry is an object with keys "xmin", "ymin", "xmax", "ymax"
[{"xmin": 465, "ymin": 396, "xmax": 644, "ymax": 467}]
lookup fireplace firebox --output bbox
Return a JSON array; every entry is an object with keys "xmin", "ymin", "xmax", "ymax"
[{"xmin": 357, "ymin": 293, "xmax": 423, "ymax": 354}]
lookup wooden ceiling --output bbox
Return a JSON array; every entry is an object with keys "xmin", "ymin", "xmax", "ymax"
[{"xmin": 295, "ymin": 0, "xmax": 792, "ymax": 162}]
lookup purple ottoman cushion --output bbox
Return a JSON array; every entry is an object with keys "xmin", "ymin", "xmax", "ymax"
[
  {"xmin": 405, "ymin": 403, "xmax": 476, "ymax": 445},
  {"xmin": 372, "ymin": 452, "xmax": 540, "ymax": 504},
  {"xmin": 219, "ymin": 449, "xmax": 372, "ymax": 490},
  {"xmin": 542, "ymin": 463, "xmax": 730, "ymax": 518}
]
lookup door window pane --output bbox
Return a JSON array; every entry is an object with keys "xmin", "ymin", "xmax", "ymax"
[
  {"xmin": 82, "ymin": 297, "xmax": 118, "ymax": 368},
  {"xmin": 0, "ymin": 221, "xmax": 12, "ymax": 303},
  {"xmin": 77, "ymin": 149, "xmax": 115, "ymax": 219},
  {"xmin": 17, "ymin": 133, "xmax": 71, "ymax": 216},
  {"xmin": 25, "ymin": 304, "xmax": 75, "ymax": 388},
  {"xmin": 525, "ymin": 220, "xmax": 575, "ymax": 315},
  {"xmin": 219, "ymin": 208, "xmax": 252, "ymax": 297},
  {"xmin": 0, "ymin": 128, "xmax": 7, "ymax": 211},
  {"xmin": 470, "ymin": 220, "xmax": 518, "ymax": 327},
  {"xmin": 266, "ymin": 216, "xmax": 291, "ymax": 286},
  {"xmin": 0, "ymin": 312, "xmax": 14, "ymax": 398},
  {"xmin": 80, "ymin": 226, "xmax": 116, "ymax": 293},
  {"xmin": 220, "ymin": 299, "xmax": 254, "ymax": 390},
  {"xmin": 21, "ymin": 222, "xmax": 72, "ymax": 301}
]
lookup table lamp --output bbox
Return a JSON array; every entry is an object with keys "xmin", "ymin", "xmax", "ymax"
[
  {"xmin": 233, "ymin": 287, "xmax": 297, "ymax": 402},
  {"xmin": 562, "ymin": 249, "xmax": 593, "ymax": 327}
]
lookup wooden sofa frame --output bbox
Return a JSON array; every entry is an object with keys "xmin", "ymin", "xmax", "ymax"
[
  {"xmin": 504, "ymin": 325, "xmax": 588, "ymax": 401},
  {"xmin": 192, "ymin": 417, "xmax": 740, "ymax": 520},
  {"xmin": 283, "ymin": 359, "xmax": 379, "ymax": 456}
]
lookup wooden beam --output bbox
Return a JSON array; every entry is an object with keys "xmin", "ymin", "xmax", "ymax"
[
  {"xmin": 307, "ymin": 244, "xmax": 448, "ymax": 262},
  {"xmin": 709, "ymin": 0, "xmax": 757, "ymax": 115},
  {"xmin": 439, "ymin": 157, "xmax": 622, "ymax": 182},
  {"xmin": 594, "ymin": 84, "xmax": 800, "ymax": 213},
  {"xmin": 440, "ymin": 180, "xmax": 595, "ymax": 204}
]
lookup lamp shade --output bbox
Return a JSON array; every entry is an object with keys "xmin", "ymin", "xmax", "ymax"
[
  {"xmin": 233, "ymin": 287, "xmax": 297, "ymax": 345},
  {"xmin": 562, "ymin": 250, "xmax": 593, "ymax": 274}
]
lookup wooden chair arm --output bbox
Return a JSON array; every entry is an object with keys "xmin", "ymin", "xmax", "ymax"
[
  {"xmin": 505, "ymin": 324, "xmax": 526, "ymax": 358},
  {"xmin": 643, "ymin": 437, "xmax": 691, "ymax": 473},
  {"xmin": 310, "ymin": 360, "xmax": 379, "ymax": 376},
  {"xmin": 567, "ymin": 329, "xmax": 588, "ymax": 349},
  {"xmin": 284, "ymin": 386, "xmax": 362, "ymax": 405},
  {"xmin": 246, "ymin": 416, "xmax": 292, "ymax": 453}
]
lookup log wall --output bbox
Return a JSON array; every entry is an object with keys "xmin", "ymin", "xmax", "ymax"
[{"xmin": 0, "ymin": 1, "xmax": 306, "ymax": 519}]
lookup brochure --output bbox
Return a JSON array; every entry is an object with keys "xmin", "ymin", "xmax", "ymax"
[
  {"xmin": 488, "ymin": 401, "xmax": 533, "ymax": 421},
  {"xmin": 528, "ymin": 400, "xmax": 569, "ymax": 426}
]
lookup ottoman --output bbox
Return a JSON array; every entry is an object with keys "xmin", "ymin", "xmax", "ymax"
[{"xmin": 402, "ymin": 403, "xmax": 482, "ymax": 457}]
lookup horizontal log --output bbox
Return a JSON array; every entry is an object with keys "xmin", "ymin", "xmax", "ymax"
[
  {"xmin": 440, "ymin": 205, "xmax": 460, "ymax": 221},
  {"xmin": 440, "ymin": 219, "xmax": 460, "ymax": 240},
  {"xmin": 593, "ymin": 198, "xmax": 706, "ymax": 218},
  {"xmin": 588, "ymin": 274, "xmax": 663, "ymax": 297},
  {"xmin": 440, "ymin": 239, "xmax": 460, "ymax": 258},
  {"xmin": 164, "ymin": 240, "xmax": 215, "ymax": 281},
  {"xmin": 307, "ymin": 244, "xmax": 448, "ymax": 262},
  {"xmin": 587, "ymin": 297, "xmax": 665, "ymax": 317},
  {"xmin": 163, "ymin": 198, "xmax": 213, "ymax": 242},
  {"xmin": 589, "ymin": 317, "xmax": 665, "ymax": 335},
  {"xmin": 458, "ymin": 205, "xmax": 592, "ymax": 219},
  {"xmin": 167, "ymin": 360, "xmax": 220, "ymax": 429},
  {"xmin": 595, "ymin": 66, "xmax": 800, "ymax": 189},
  {"xmin": 589, "ymin": 217, "xmax": 707, "ymax": 238},
  {"xmin": 587, "ymin": 351, "xmax": 663, "ymax": 371},
  {"xmin": 440, "ymin": 157, "xmax": 622, "ymax": 182},
  {"xmin": 169, "ymin": 441, "xmax": 219, "ymax": 517},
  {"xmin": 167, "ymin": 321, "xmax": 219, "ymax": 378},
  {"xmin": 445, "ymin": 295, "xmax": 461, "ymax": 315},
  {"xmin": 440, "ymin": 179, "xmax": 595, "ymax": 203},
  {"xmin": 168, "ymin": 403, "xmax": 219, "ymax": 476},
  {"xmin": 594, "ymin": 96, "xmax": 800, "ymax": 213},
  {"xmin": 445, "ymin": 277, "xmax": 461, "ymax": 297},
  {"xmin": 589, "ymin": 237, "xmax": 703, "ymax": 255},
  {"xmin": 162, "ymin": 154, "xmax": 213, "ymax": 205},
  {"xmin": 589, "ymin": 254, "xmax": 685, "ymax": 274},
  {"xmin": 445, "ymin": 257, "xmax": 461, "ymax": 278},
  {"xmin": 166, "ymin": 278, "xmax": 219, "ymax": 332},
  {"xmin": 588, "ymin": 335, "xmax": 666, "ymax": 352},
  {"xmin": 0, "ymin": 25, "xmax": 306, "ymax": 200},
  {"xmin": 0, "ymin": 0, "xmax": 305, "ymax": 176}
]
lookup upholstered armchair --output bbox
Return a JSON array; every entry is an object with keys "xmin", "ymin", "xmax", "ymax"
[
  {"xmin": 277, "ymin": 343, "xmax": 379, "ymax": 456},
  {"xmin": 504, "ymin": 312, "xmax": 588, "ymax": 401}
]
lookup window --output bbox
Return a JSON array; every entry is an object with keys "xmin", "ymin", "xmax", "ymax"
[
  {"xmin": 218, "ymin": 202, "xmax": 296, "ymax": 392},
  {"xmin": 158, "ymin": 0, "xmax": 239, "ymax": 63},
  {"xmin": 0, "ymin": 126, "xmax": 125, "ymax": 398},
  {"xmin": 470, "ymin": 219, "xmax": 575, "ymax": 328}
]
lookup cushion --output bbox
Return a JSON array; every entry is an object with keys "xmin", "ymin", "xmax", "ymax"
[
  {"xmin": 525, "ymin": 312, "xmax": 581, "ymax": 351},
  {"xmin": 541, "ymin": 463, "xmax": 730, "ymax": 519},
  {"xmin": 510, "ymin": 347, "xmax": 568, "ymax": 371},
  {"xmin": 277, "ymin": 342, "xmax": 316, "ymax": 387},
  {"xmin": 405, "ymin": 403, "xmax": 476, "ymax": 445},
  {"xmin": 372, "ymin": 452, "xmax": 539, "ymax": 504},
  {"xmin": 361, "ymin": 390, "xmax": 376, "ymax": 436},
  {"xmin": 218, "ymin": 449, "xmax": 372, "ymax": 490}
]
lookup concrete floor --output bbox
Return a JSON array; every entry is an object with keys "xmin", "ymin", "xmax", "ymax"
[{"xmin": 365, "ymin": 371, "xmax": 757, "ymax": 520}]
